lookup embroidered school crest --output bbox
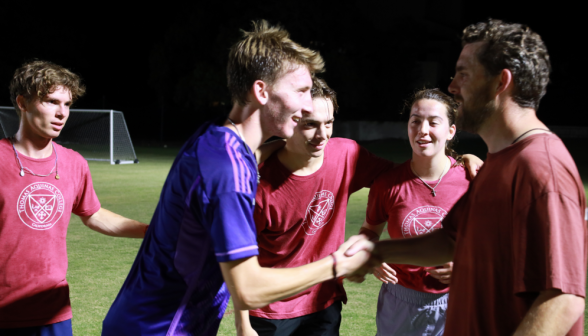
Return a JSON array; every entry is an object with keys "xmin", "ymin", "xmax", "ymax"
[
  {"xmin": 401, "ymin": 205, "xmax": 447, "ymax": 238},
  {"xmin": 302, "ymin": 190, "xmax": 335, "ymax": 235},
  {"xmin": 17, "ymin": 182, "xmax": 65, "ymax": 230}
]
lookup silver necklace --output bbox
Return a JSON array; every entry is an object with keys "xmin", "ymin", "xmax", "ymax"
[
  {"xmin": 11, "ymin": 138, "xmax": 60, "ymax": 180},
  {"xmin": 227, "ymin": 118, "xmax": 260, "ymax": 184},
  {"xmin": 411, "ymin": 157, "xmax": 449, "ymax": 197}
]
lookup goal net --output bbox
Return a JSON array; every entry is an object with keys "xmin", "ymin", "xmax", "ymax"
[{"xmin": 0, "ymin": 107, "xmax": 138, "ymax": 164}]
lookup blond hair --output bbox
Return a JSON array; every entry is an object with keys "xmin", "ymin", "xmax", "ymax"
[
  {"xmin": 10, "ymin": 60, "xmax": 86, "ymax": 117},
  {"xmin": 227, "ymin": 20, "xmax": 324, "ymax": 106}
]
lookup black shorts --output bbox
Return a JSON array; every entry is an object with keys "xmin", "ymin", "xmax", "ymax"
[{"xmin": 250, "ymin": 300, "xmax": 342, "ymax": 336}]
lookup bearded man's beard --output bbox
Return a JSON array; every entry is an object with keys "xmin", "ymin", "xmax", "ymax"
[{"xmin": 456, "ymin": 86, "xmax": 497, "ymax": 134}]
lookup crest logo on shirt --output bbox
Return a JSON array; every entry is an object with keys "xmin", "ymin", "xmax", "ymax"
[
  {"xmin": 17, "ymin": 182, "xmax": 65, "ymax": 230},
  {"xmin": 401, "ymin": 205, "xmax": 447, "ymax": 238},
  {"xmin": 302, "ymin": 190, "xmax": 335, "ymax": 235}
]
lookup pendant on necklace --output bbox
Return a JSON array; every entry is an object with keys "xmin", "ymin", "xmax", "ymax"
[
  {"xmin": 55, "ymin": 174, "xmax": 60, "ymax": 180},
  {"xmin": 431, "ymin": 190, "xmax": 436, "ymax": 197},
  {"xmin": 19, "ymin": 169, "xmax": 24, "ymax": 177}
]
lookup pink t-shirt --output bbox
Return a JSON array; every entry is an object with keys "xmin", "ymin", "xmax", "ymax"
[
  {"xmin": 251, "ymin": 138, "xmax": 394, "ymax": 319},
  {"xmin": 443, "ymin": 134, "xmax": 587, "ymax": 335},
  {"xmin": 366, "ymin": 157, "xmax": 470, "ymax": 293},
  {"xmin": 0, "ymin": 138, "xmax": 101, "ymax": 328}
]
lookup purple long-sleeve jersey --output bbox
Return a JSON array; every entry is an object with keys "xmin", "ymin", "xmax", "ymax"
[{"xmin": 103, "ymin": 120, "xmax": 259, "ymax": 335}]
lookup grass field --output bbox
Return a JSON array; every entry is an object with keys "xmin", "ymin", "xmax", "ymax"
[{"xmin": 66, "ymin": 138, "xmax": 588, "ymax": 335}]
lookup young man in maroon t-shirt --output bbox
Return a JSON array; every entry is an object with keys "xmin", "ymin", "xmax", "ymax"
[
  {"xmin": 237, "ymin": 78, "xmax": 482, "ymax": 335},
  {"xmin": 347, "ymin": 19, "xmax": 587, "ymax": 336},
  {"xmin": 0, "ymin": 61, "xmax": 148, "ymax": 335}
]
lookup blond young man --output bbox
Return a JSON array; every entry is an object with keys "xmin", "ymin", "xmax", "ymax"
[
  {"xmin": 0, "ymin": 61, "xmax": 147, "ymax": 336},
  {"xmin": 347, "ymin": 19, "xmax": 587, "ymax": 336},
  {"xmin": 102, "ymin": 21, "xmax": 371, "ymax": 336}
]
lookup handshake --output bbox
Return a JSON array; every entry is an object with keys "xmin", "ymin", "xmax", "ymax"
[
  {"xmin": 332, "ymin": 234, "xmax": 453, "ymax": 284},
  {"xmin": 331, "ymin": 235, "xmax": 381, "ymax": 283}
]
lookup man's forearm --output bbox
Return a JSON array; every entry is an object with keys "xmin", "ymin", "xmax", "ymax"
[
  {"xmin": 221, "ymin": 236, "xmax": 371, "ymax": 310},
  {"xmin": 375, "ymin": 229, "xmax": 454, "ymax": 267},
  {"xmin": 80, "ymin": 208, "xmax": 148, "ymax": 238},
  {"xmin": 222, "ymin": 256, "xmax": 335, "ymax": 310},
  {"xmin": 514, "ymin": 289, "xmax": 585, "ymax": 336},
  {"xmin": 235, "ymin": 309, "xmax": 256, "ymax": 336}
]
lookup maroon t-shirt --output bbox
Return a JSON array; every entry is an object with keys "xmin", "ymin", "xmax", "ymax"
[
  {"xmin": 0, "ymin": 139, "xmax": 101, "ymax": 328},
  {"xmin": 443, "ymin": 133, "xmax": 587, "ymax": 335},
  {"xmin": 251, "ymin": 138, "xmax": 394, "ymax": 319},
  {"xmin": 366, "ymin": 157, "xmax": 470, "ymax": 293}
]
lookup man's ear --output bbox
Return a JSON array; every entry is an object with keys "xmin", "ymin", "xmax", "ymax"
[
  {"xmin": 16, "ymin": 95, "xmax": 27, "ymax": 113},
  {"xmin": 495, "ymin": 69, "xmax": 513, "ymax": 96},
  {"xmin": 252, "ymin": 80, "xmax": 269, "ymax": 105}
]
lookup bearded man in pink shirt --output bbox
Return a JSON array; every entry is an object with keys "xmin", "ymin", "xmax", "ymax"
[{"xmin": 347, "ymin": 19, "xmax": 587, "ymax": 336}]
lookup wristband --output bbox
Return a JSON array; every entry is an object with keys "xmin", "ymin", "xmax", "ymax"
[{"xmin": 331, "ymin": 253, "xmax": 337, "ymax": 280}]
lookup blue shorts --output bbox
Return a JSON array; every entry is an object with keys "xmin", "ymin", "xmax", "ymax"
[
  {"xmin": 376, "ymin": 284, "xmax": 448, "ymax": 336},
  {"xmin": 0, "ymin": 319, "xmax": 72, "ymax": 336}
]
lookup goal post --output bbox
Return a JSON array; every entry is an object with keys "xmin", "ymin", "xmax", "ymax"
[{"xmin": 0, "ymin": 106, "xmax": 138, "ymax": 165}]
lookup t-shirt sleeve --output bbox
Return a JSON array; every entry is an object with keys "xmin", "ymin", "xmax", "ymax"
[
  {"xmin": 365, "ymin": 176, "xmax": 389, "ymax": 225},
  {"xmin": 514, "ymin": 192, "xmax": 587, "ymax": 298},
  {"xmin": 208, "ymin": 191, "xmax": 259, "ymax": 263},
  {"xmin": 350, "ymin": 144, "xmax": 396, "ymax": 192},
  {"xmin": 72, "ymin": 161, "xmax": 101, "ymax": 217}
]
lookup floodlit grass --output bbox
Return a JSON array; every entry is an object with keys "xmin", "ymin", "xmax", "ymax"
[
  {"xmin": 68, "ymin": 147, "xmax": 177, "ymax": 335},
  {"xmin": 65, "ymin": 139, "xmax": 588, "ymax": 335}
]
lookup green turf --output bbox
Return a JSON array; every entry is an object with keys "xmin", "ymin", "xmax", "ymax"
[{"xmin": 65, "ymin": 139, "xmax": 588, "ymax": 335}]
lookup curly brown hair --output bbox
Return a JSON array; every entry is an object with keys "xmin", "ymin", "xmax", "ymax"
[
  {"xmin": 462, "ymin": 19, "xmax": 550, "ymax": 110},
  {"xmin": 10, "ymin": 60, "xmax": 86, "ymax": 117},
  {"xmin": 406, "ymin": 88, "xmax": 462, "ymax": 165},
  {"xmin": 227, "ymin": 20, "xmax": 325, "ymax": 106},
  {"xmin": 311, "ymin": 77, "xmax": 338, "ymax": 112}
]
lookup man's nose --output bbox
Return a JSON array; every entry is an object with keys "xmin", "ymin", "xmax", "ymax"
[
  {"xmin": 56, "ymin": 105, "xmax": 68, "ymax": 119},
  {"xmin": 448, "ymin": 77, "xmax": 458, "ymax": 95},
  {"xmin": 316, "ymin": 124, "xmax": 327, "ymax": 140}
]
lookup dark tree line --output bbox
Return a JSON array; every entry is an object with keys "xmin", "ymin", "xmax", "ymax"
[{"xmin": 0, "ymin": 1, "xmax": 585, "ymax": 143}]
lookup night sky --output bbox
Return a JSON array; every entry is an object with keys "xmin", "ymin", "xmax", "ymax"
[{"xmin": 0, "ymin": 1, "xmax": 585, "ymax": 143}]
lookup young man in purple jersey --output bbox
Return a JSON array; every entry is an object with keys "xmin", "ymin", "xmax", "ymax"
[{"xmin": 102, "ymin": 21, "xmax": 372, "ymax": 336}]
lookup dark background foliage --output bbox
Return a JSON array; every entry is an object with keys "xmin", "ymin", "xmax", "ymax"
[{"xmin": 0, "ymin": 1, "xmax": 584, "ymax": 142}]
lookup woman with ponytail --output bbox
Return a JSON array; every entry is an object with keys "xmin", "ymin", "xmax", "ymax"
[{"xmin": 359, "ymin": 89, "xmax": 473, "ymax": 335}]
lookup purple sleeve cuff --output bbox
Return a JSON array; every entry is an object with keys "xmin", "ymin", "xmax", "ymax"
[{"xmin": 216, "ymin": 245, "xmax": 259, "ymax": 263}]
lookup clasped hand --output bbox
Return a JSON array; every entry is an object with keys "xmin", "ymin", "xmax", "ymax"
[{"xmin": 332, "ymin": 235, "xmax": 381, "ymax": 283}]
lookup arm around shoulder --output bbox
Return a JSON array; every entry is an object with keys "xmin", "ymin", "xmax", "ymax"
[
  {"xmin": 79, "ymin": 207, "xmax": 148, "ymax": 238},
  {"xmin": 255, "ymin": 139, "xmax": 286, "ymax": 164}
]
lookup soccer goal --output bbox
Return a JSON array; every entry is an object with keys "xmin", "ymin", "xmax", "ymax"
[{"xmin": 0, "ymin": 107, "xmax": 138, "ymax": 164}]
